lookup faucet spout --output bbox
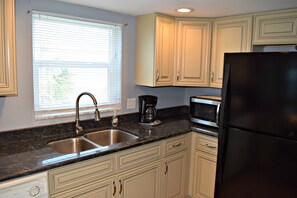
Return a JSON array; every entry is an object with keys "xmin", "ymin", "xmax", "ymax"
[{"xmin": 75, "ymin": 92, "xmax": 101, "ymax": 134}]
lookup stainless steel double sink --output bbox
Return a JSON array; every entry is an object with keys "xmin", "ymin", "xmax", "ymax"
[{"xmin": 48, "ymin": 129, "xmax": 138, "ymax": 154}]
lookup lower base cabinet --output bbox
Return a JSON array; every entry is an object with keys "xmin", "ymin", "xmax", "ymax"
[
  {"xmin": 190, "ymin": 133, "xmax": 218, "ymax": 198},
  {"xmin": 163, "ymin": 151, "xmax": 187, "ymax": 198},
  {"xmin": 48, "ymin": 133, "xmax": 218, "ymax": 198},
  {"xmin": 118, "ymin": 161, "xmax": 161, "ymax": 198},
  {"xmin": 49, "ymin": 135, "xmax": 188, "ymax": 198},
  {"xmin": 52, "ymin": 161, "xmax": 162, "ymax": 198},
  {"xmin": 192, "ymin": 151, "xmax": 217, "ymax": 198}
]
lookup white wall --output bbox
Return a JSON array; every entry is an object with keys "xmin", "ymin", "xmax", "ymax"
[{"xmin": 0, "ymin": 0, "xmax": 190, "ymax": 132}]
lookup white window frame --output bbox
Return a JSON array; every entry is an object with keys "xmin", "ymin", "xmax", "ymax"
[{"xmin": 32, "ymin": 11, "xmax": 122, "ymax": 120}]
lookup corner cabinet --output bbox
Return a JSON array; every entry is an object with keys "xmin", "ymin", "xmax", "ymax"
[
  {"xmin": 210, "ymin": 15, "xmax": 253, "ymax": 88},
  {"xmin": 135, "ymin": 13, "xmax": 175, "ymax": 87},
  {"xmin": 0, "ymin": 0, "xmax": 17, "ymax": 96},
  {"xmin": 174, "ymin": 19, "xmax": 211, "ymax": 86},
  {"xmin": 253, "ymin": 8, "xmax": 297, "ymax": 45}
]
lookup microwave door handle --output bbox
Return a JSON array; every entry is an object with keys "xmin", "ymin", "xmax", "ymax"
[{"xmin": 216, "ymin": 103, "xmax": 221, "ymax": 126}]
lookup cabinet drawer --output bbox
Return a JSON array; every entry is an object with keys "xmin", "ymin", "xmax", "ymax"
[
  {"xmin": 117, "ymin": 142, "xmax": 162, "ymax": 172},
  {"xmin": 196, "ymin": 134, "xmax": 218, "ymax": 155},
  {"xmin": 49, "ymin": 155, "xmax": 115, "ymax": 194},
  {"xmin": 52, "ymin": 176, "xmax": 115, "ymax": 198},
  {"xmin": 164, "ymin": 135, "xmax": 187, "ymax": 156}
]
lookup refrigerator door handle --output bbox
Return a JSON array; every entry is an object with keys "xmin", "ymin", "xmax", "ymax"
[{"xmin": 216, "ymin": 103, "xmax": 221, "ymax": 126}]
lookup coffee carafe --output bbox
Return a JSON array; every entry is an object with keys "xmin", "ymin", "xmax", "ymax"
[{"xmin": 138, "ymin": 95, "xmax": 161, "ymax": 126}]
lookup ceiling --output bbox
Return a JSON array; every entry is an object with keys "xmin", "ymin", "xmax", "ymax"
[{"xmin": 55, "ymin": 0, "xmax": 297, "ymax": 17}]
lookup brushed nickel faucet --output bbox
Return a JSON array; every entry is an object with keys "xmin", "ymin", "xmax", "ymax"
[{"xmin": 75, "ymin": 92, "xmax": 101, "ymax": 134}]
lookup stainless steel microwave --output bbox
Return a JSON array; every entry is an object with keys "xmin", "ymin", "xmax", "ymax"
[{"xmin": 190, "ymin": 96, "xmax": 221, "ymax": 128}]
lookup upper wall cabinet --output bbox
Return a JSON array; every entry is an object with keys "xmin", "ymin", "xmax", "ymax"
[
  {"xmin": 136, "ymin": 13, "xmax": 175, "ymax": 87},
  {"xmin": 253, "ymin": 8, "xmax": 297, "ymax": 45},
  {"xmin": 174, "ymin": 19, "xmax": 211, "ymax": 87},
  {"xmin": 0, "ymin": 0, "xmax": 17, "ymax": 96},
  {"xmin": 210, "ymin": 15, "xmax": 253, "ymax": 88}
]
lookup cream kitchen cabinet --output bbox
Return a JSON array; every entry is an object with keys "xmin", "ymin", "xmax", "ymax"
[
  {"xmin": 162, "ymin": 135, "xmax": 188, "ymax": 198},
  {"xmin": 48, "ymin": 154, "xmax": 116, "ymax": 196},
  {"xmin": 163, "ymin": 151, "xmax": 187, "ymax": 198},
  {"xmin": 49, "ymin": 135, "xmax": 188, "ymax": 198},
  {"xmin": 49, "ymin": 142, "xmax": 162, "ymax": 198},
  {"xmin": 118, "ymin": 161, "xmax": 162, "ymax": 198},
  {"xmin": 189, "ymin": 133, "xmax": 218, "ymax": 198},
  {"xmin": 116, "ymin": 142, "xmax": 163, "ymax": 198},
  {"xmin": 253, "ymin": 8, "xmax": 297, "ymax": 45},
  {"xmin": 0, "ymin": 0, "xmax": 17, "ymax": 96},
  {"xmin": 210, "ymin": 15, "xmax": 253, "ymax": 88},
  {"xmin": 48, "ymin": 135, "xmax": 189, "ymax": 198},
  {"xmin": 193, "ymin": 151, "xmax": 217, "ymax": 198},
  {"xmin": 174, "ymin": 19, "xmax": 212, "ymax": 86},
  {"xmin": 136, "ymin": 13, "xmax": 175, "ymax": 86}
]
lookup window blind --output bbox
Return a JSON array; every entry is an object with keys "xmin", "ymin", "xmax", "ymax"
[{"xmin": 32, "ymin": 12, "xmax": 122, "ymax": 119}]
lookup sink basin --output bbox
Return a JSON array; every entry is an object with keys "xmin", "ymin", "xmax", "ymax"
[
  {"xmin": 84, "ymin": 129, "xmax": 138, "ymax": 146},
  {"xmin": 48, "ymin": 129, "xmax": 138, "ymax": 154},
  {"xmin": 48, "ymin": 137, "xmax": 98, "ymax": 154}
]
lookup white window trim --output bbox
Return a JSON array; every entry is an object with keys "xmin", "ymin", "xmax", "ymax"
[{"xmin": 32, "ymin": 10, "xmax": 123, "ymax": 120}]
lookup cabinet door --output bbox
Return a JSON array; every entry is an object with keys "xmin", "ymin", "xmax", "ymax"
[
  {"xmin": 0, "ymin": 0, "xmax": 17, "ymax": 96},
  {"xmin": 52, "ymin": 177, "xmax": 116, "ymax": 198},
  {"xmin": 192, "ymin": 151, "xmax": 217, "ymax": 198},
  {"xmin": 155, "ymin": 15, "xmax": 175, "ymax": 86},
  {"xmin": 135, "ymin": 14, "xmax": 174, "ymax": 87},
  {"xmin": 210, "ymin": 16, "xmax": 252, "ymax": 88},
  {"xmin": 118, "ymin": 161, "xmax": 161, "ymax": 198},
  {"xmin": 175, "ymin": 19, "xmax": 211, "ymax": 86},
  {"xmin": 253, "ymin": 8, "xmax": 297, "ymax": 45},
  {"xmin": 162, "ymin": 151, "xmax": 187, "ymax": 198}
]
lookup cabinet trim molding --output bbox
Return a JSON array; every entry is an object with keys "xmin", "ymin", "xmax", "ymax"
[{"xmin": 253, "ymin": 8, "xmax": 297, "ymax": 45}]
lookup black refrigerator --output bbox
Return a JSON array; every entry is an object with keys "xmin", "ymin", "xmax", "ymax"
[{"xmin": 215, "ymin": 52, "xmax": 297, "ymax": 198}]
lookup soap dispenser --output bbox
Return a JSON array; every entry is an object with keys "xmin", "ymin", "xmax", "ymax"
[{"xmin": 111, "ymin": 111, "xmax": 119, "ymax": 127}]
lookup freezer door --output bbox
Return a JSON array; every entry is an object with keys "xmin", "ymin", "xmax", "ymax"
[
  {"xmin": 215, "ymin": 127, "xmax": 297, "ymax": 198},
  {"xmin": 223, "ymin": 52, "xmax": 297, "ymax": 140}
]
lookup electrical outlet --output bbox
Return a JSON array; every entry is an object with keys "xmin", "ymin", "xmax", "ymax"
[{"xmin": 127, "ymin": 98, "xmax": 136, "ymax": 110}]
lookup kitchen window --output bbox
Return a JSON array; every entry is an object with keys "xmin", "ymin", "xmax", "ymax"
[{"xmin": 32, "ymin": 12, "xmax": 122, "ymax": 120}]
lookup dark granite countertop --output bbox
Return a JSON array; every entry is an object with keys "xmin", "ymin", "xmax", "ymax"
[{"xmin": 0, "ymin": 106, "xmax": 218, "ymax": 182}]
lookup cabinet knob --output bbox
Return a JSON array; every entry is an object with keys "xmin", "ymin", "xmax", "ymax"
[
  {"xmin": 177, "ymin": 73, "xmax": 180, "ymax": 81},
  {"xmin": 29, "ymin": 186, "xmax": 40, "ymax": 197}
]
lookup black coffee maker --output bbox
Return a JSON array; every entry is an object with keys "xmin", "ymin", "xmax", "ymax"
[{"xmin": 138, "ymin": 95, "xmax": 161, "ymax": 125}]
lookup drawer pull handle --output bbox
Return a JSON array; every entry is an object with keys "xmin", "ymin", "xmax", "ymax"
[
  {"xmin": 206, "ymin": 144, "xmax": 216, "ymax": 149},
  {"xmin": 113, "ymin": 181, "xmax": 116, "ymax": 196},
  {"xmin": 165, "ymin": 162, "xmax": 168, "ymax": 174},
  {"xmin": 119, "ymin": 180, "xmax": 123, "ymax": 194},
  {"xmin": 173, "ymin": 142, "xmax": 182, "ymax": 148}
]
